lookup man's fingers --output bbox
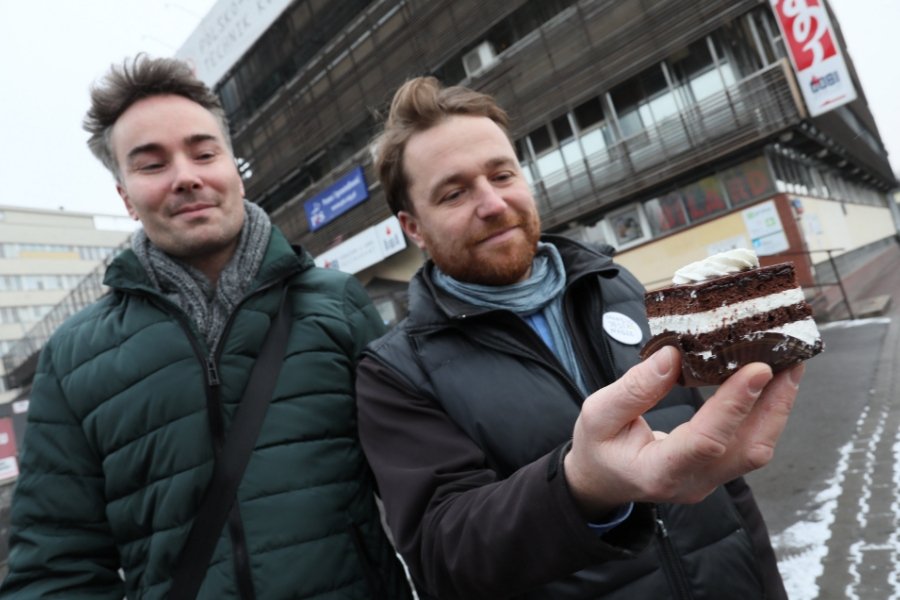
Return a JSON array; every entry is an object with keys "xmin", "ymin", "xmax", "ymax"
[
  {"xmin": 581, "ymin": 345, "xmax": 680, "ymax": 437},
  {"xmin": 738, "ymin": 363, "xmax": 803, "ymax": 470},
  {"xmin": 676, "ymin": 363, "xmax": 774, "ymax": 464}
]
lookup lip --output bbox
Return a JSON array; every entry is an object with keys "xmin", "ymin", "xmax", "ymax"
[
  {"xmin": 477, "ymin": 226, "xmax": 519, "ymax": 245},
  {"xmin": 172, "ymin": 203, "xmax": 216, "ymax": 217}
]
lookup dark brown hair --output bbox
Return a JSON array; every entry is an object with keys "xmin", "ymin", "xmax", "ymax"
[
  {"xmin": 373, "ymin": 76, "xmax": 509, "ymax": 215},
  {"xmin": 83, "ymin": 53, "xmax": 230, "ymax": 181}
]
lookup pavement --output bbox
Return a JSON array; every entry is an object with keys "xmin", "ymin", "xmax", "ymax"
[{"xmin": 745, "ymin": 237, "xmax": 900, "ymax": 600}]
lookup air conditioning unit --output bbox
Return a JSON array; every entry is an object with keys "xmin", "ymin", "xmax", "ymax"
[{"xmin": 462, "ymin": 41, "xmax": 497, "ymax": 78}]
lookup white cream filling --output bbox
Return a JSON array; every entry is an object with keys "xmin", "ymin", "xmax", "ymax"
[{"xmin": 648, "ymin": 288, "xmax": 818, "ymax": 343}]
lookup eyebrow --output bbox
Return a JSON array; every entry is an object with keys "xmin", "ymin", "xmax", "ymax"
[
  {"xmin": 428, "ymin": 156, "xmax": 517, "ymax": 201},
  {"xmin": 125, "ymin": 133, "xmax": 221, "ymax": 163}
]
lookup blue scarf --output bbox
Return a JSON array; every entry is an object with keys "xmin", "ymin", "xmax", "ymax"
[{"xmin": 434, "ymin": 242, "xmax": 588, "ymax": 395}]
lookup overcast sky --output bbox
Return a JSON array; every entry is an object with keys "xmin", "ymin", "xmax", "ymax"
[{"xmin": 0, "ymin": 0, "xmax": 896, "ymax": 218}]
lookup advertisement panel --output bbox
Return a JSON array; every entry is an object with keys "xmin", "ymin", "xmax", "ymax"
[
  {"xmin": 314, "ymin": 216, "xmax": 407, "ymax": 275},
  {"xmin": 304, "ymin": 166, "xmax": 370, "ymax": 232},
  {"xmin": 770, "ymin": 0, "xmax": 858, "ymax": 117},
  {"xmin": 742, "ymin": 200, "xmax": 790, "ymax": 256}
]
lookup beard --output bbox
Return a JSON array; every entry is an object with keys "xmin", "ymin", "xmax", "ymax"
[{"xmin": 425, "ymin": 207, "xmax": 542, "ymax": 286}]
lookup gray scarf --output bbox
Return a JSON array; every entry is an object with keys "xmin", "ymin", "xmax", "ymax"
[
  {"xmin": 131, "ymin": 200, "xmax": 272, "ymax": 351},
  {"xmin": 434, "ymin": 242, "xmax": 588, "ymax": 395}
]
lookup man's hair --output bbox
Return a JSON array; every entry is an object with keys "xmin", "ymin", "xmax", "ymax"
[
  {"xmin": 83, "ymin": 53, "xmax": 231, "ymax": 181},
  {"xmin": 373, "ymin": 76, "xmax": 510, "ymax": 215}
]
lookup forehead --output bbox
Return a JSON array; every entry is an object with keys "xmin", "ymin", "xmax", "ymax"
[
  {"xmin": 111, "ymin": 95, "xmax": 223, "ymax": 156},
  {"xmin": 404, "ymin": 116, "xmax": 515, "ymax": 191}
]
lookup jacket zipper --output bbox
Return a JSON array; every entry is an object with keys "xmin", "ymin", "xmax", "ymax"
[
  {"xmin": 654, "ymin": 505, "xmax": 695, "ymax": 600},
  {"xmin": 128, "ymin": 277, "xmax": 289, "ymax": 598}
]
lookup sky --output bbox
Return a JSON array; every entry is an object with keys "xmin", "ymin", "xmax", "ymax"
[{"xmin": 0, "ymin": 0, "xmax": 896, "ymax": 219}]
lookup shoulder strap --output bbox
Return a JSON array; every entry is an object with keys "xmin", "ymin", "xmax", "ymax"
[{"xmin": 169, "ymin": 288, "xmax": 292, "ymax": 600}]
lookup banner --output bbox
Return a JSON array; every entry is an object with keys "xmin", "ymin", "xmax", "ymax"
[
  {"xmin": 304, "ymin": 166, "xmax": 370, "ymax": 232},
  {"xmin": 314, "ymin": 216, "xmax": 407, "ymax": 275},
  {"xmin": 770, "ymin": 0, "xmax": 858, "ymax": 117}
]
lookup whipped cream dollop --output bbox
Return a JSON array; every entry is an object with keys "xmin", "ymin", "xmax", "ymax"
[{"xmin": 672, "ymin": 248, "xmax": 759, "ymax": 284}]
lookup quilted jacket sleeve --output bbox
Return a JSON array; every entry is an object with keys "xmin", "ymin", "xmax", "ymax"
[
  {"xmin": 0, "ymin": 343, "xmax": 123, "ymax": 599},
  {"xmin": 342, "ymin": 275, "xmax": 387, "ymax": 357}
]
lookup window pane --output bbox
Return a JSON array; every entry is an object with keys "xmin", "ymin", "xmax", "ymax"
[
  {"xmin": 645, "ymin": 192, "xmax": 689, "ymax": 234},
  {"xmin": 609, "ymin": 207, "xmax": 645, "ymax": 245},
  {"xmin": 580, "ymin": 128, "xmax": 607, "ymax": 155},
  {"xmin": 681, "ymin": 176, "xmax": 728, "ymax": 220},
  {"xmin": 529, "ymin": 125, "xmax": 553, "ymax": 155},
  {"xmin": 574, "ymin": 97, "xmax": 604, "ymax": 130},
  {"xmin": 552, "ymin": 115, "xmax": 573, "ymax": 143},
  {"xmin": 535, "ymin": 149, "xmax": 565, "ymax": 178},
  {"xmin": 561, "ymin": 140, "xmax": 583, "ymax": 167}
]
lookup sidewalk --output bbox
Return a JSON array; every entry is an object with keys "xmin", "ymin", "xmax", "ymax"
[{"xmin": 761, "ymin": 236, "xmax": 900, "ymax": 599}]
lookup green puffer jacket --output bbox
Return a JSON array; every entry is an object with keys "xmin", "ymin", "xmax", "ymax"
[{"xmin": 1, "ymin": 228, "xmax": 412, "ymax": 600}]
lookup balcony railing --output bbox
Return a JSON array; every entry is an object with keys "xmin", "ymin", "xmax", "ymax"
[{"xmin": 534, "ymin": 60, "xmax": 805, "ymax": 229}]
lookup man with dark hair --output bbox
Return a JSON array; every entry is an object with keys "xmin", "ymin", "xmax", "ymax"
[
  {"xmin": 0, "ymin": 55, "xmax": 411, "ymax": 599},
  {"xmin": 356, "ymin": 76, "xmax": 798, "ymax": 599}
]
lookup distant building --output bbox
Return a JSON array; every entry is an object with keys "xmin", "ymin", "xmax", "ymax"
[
  {"xmin": 0, "ymin": 206, "xmax": 135, "ymax": 484},
  {"xmin": 175, "ymin": 0, "xmax": 897, "ymax": 325}
]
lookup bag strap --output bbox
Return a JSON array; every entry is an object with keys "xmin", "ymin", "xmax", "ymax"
[{"xmin": 169, "ymin": 288, "xmax": 292, "ymax": 600}]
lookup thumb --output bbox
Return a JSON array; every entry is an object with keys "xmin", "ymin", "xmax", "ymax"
[{"xmin": 580, "ymin": 345, "xmax": 680, "ymax": 438}]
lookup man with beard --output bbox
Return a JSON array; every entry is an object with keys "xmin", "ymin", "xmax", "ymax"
[
  {"xmin": 0, "ymin": 55, "xmax": 412, "ymax": 599},
  {"xmin": 355, "ymin": 77, "xmax": 798, "ymax": 599}
]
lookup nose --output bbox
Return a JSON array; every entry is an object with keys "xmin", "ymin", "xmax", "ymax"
[
  {"xmin": 171, "ymin": 155, "xmax": 203, "ymax": 193},
  {"xmin": 473, "ymin": 178, "xmax": 507, "ymax": 219}
]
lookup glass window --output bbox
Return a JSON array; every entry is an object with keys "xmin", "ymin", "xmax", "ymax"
[
  {"xmin": 609, "ymin": 206, "xmax": 646, "ymax": 246},
  {"xmin": 645, "ymin": 192, "xmax": 689, "ymax": 235},
  {"xmin": 722, "ymin": 157, "xmax": 776, "ymax": 206},
  {"xmin": 552, "ymin": 115, "xmax": 573, "ymax": 143},
  {"xmin": 560, "ymin": 139, "xmax": 583, "ymax": 168},
  {"xmin": 580, "ymin": 128, "xmax": 608, "ymax": 156},
  {"xmin": 528, "ymin": 125, "xmax": 553, "ymax": 155},
  {"xmin": 574, "ymin": 97, "xmax": 604, "ymax": 130},
  {"xmin": 681, "ymin": 176, "xmax": 728, "ymax": 221},
  {"xmin": 535, "ymin": 149, "xmax": 565, "ymax": 179}
]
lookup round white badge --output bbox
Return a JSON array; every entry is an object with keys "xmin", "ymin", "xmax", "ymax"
[{"xmin": 602, "ymin": 312, "xmax": 644, "ymax": 345}]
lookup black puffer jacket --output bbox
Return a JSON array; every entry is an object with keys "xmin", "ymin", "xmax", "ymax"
[{"xmin": 357, "ymin": 235, "xmax": 785, "ymax": 599}]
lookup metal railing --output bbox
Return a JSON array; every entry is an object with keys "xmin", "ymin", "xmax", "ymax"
[{"xmin": 533, "ymin": 60, "xmax": 803, "ymax": 229}]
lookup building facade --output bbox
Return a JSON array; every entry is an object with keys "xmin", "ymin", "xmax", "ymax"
[{"xmin": 173, "ymin": 0, "xmax": 896, "ymax": 325}]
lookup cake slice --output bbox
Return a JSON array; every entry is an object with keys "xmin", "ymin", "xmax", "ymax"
[{"xmin": 641, "ymin": 248, "xmax": 823, "ymax": 386}]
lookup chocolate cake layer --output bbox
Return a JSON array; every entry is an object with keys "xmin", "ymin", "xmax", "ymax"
[
  {"xmin": 646, "ymin": 263, "xmax": 798, "ymax": 317},
  {"xmin": 678, "ymin": 304, "xmax": 815, "ymax": 352}
]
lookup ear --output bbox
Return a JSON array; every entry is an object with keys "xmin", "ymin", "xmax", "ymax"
[
  {"xmin": 398, "ymin": 210, "xmax": 427, "ymax": 249},
  {"xmin": 116, "ymin": 184, "xmax": 140, "ymax": 221}
]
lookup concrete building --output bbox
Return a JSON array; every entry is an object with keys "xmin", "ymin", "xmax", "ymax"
[{"xmin": 170, "ymin": 0, "xmax": 899, "ymax": 325}]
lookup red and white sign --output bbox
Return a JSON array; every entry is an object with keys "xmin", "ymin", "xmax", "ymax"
[
  {"xmin": 771, "ymin": 0, "xmax": 857, "ymax": 117},
  {"xmin": 0, "ymin": 418, "xmax": 19, "ymax": 482}
]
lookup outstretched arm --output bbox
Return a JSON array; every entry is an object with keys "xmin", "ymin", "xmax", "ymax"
[{"xmin": 564, "ymin": 345, "xmax": 802, "ymax": 519}]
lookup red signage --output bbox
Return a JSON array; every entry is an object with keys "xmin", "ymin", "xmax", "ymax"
[
  {"xmin": 770, "ymin": 0, "xmax": 857, "ymax": 116},
  {"xmin": 774, "ymin": 0, "xmax": 836, "ymax": 71},
  {"xmin": 0, "ymin": 418, "xmax": 19, "ymax": 482}
]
